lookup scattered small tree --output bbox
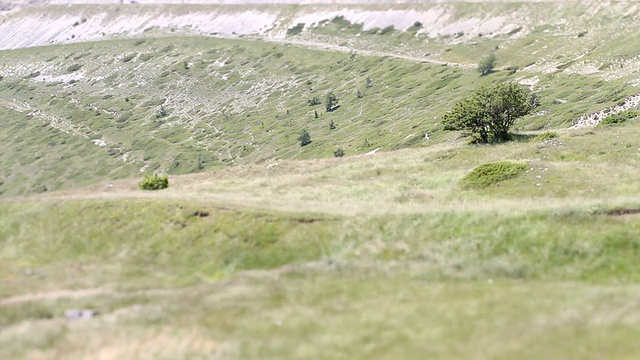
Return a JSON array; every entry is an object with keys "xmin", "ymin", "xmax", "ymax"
[
  {"xmin": 478, "ymin": 52, "xmax": 497, "ymax": 76},
  {"xmin": 334, "ymin": 148, "xmax": 345, "ymax": 157},
  {"xmin": 197, "ymin": 154, "xmax": 206, "ymax": 170},
  {"xmin": 298, "ymin": 129, "xmax": 312, "ymax": 146},
  {"xmin": 356, "ymin": 89, "xmax": 363, "ymax": 99},
  {"xmin": 443, "ymin": 82, "xmax": 536, "ymax": 143},
  {"xmin": 314, "ymin": 110, "xmax": 319, "ymax": 119},
  {"xmin": 325, "ymin": 92, "xmax": 339, "ymax": 112},
  {"xmin": 329, "ymin": 119, "xmax": 336, "ymax": 130},
  {"xmin": 139, "ymin": 174, "xmax": 169, "ymax": 190},
  {"xmin": 365, "ymin": 76, "xmax": 373, "ymax": 88},
  {"xmin": 155, "ymin": 105, "xmax": 167, "ymax": 118}
]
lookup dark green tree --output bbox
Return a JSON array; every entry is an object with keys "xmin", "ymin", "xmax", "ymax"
[
  {"xmin": 443, "ymin": 82, "xmax": 536, "ymax": 143},
  {"xmin": 334, "ymin": 148, "xmax": 345, "ymax": 157},
  {"xmin": 298, "ymin": 129, "xmax": 312, "ymax": 146},
  {"xmin": 329, "ymin": 119, "xmax": 336, "ymax": 130},
  {"xmin": 325, "ymin": 92, "xmax": 339, "ymax": 112}
]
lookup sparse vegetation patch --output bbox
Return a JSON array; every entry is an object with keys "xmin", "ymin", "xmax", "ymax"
[
  {"xmin": 599, "ymin": 109, "xmax": 640, "ymax": 126},
  {"xmin": 534, "ymin": 131, "xmax": 559, "ymax": 141}
]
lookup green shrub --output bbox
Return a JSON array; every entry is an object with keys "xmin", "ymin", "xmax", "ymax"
[
  {"xmin": 139, "ymin": 53, "xmax": 156, "ymax": 62},
  {"xmin": 364, "ymin": 27, "xmax": 380, "ymax": 35},
  {"xmin": 599, "ymin": 110, "xmax": 640, "ymax": 126},
  {"xmin": 155, "ymin": 105, "xmax": 168, "ymax": 118},
  {"xmin": 325, "ymin": 92, "xmax": 338, "ymax": 112},
  {"xmin": 308, "ymin": 96, "xmax": 321, "ymax": 106},
  {"xmin": 334, "ymin": 148, "xmax": 345, "ymax": 157},
  {"xmin": 407, "ymin": 21, "xmax": 422, "ymax": 32},
  {"xmin": 122, "ymin": 53, "xmax": 137, "ymax": 63},
  {"xmin": 66, "ymin": 64, "xmax": 82, "ymax": 72},
  {"xmin": 287, "ymin": 23, "xmax": 305, "ymax": 36},
  {"xmin": 534, "ymin": 131, "xmax": 559, "ymax": 141},
  {"xmin": 461, "ymin": 161, "xmax": 527, "ymax": 189},
  {"xmin": 331, "ymin": 16, "xmax": 351, "ymax": 28},
  {"xmin": 139, "ymin": 174, "xmax": 169, "ymax": 190},
  {"xmin": 477, "ymin": 52, "xmax": 497, "ymax": 76},
  {"xmin": 298, "ymin": 129, "xmax": 311, "ymax": 146},
  {"xmin": 379, "ymin": 25, "xmax": 395, "ymax": 35}
]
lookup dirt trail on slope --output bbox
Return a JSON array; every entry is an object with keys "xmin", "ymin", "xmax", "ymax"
[{"xmin": 270, "ymin": 37, "xmax": 469, "ymax": 68}]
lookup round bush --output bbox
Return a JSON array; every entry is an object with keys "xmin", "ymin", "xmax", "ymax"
[
  {"xmin": 461, "ymin": 161, "xmax": 527, "ymax": 189},
  {"xmin": 139, "ymin": 174, "xmax": 169, "ymax": 190}
]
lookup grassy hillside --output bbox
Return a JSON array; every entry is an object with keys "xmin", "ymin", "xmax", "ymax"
[
  {"xmin": 1, "ymin": 32, "xmax": 638, "ymax": 196},
  {"xmin": 3, "ymin": 3, "xmax": 640, "ymax": 196},
  {"xmin": 2, "ymin": 118, "xmax": 640, "ymax": 358}
]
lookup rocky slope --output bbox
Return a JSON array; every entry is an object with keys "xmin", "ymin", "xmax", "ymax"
[{"xmin": 0, "ymin": 1, "xmax": 597, "ymax": 50}]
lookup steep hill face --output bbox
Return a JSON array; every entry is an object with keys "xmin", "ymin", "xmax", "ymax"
[
  {"xmin": 1, "ymin": 1, "xmax": 629, "ymax": 51},
  {"xmin": 1, "ymin": 1, "xmax": 640, "ymax": 196},
  {"xmin": 3, "ymin": 1, "xmax": 640, "ymax": 83}
]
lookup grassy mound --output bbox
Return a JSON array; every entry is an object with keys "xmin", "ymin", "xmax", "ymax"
[{"xmin": 461, "ymin": 160, "xmax": 527, "ymax": 189}]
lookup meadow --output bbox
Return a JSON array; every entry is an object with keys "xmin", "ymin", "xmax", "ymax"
[{"xmin": 1, "ymin": 1, "xmax": 640, "ymax": 358}]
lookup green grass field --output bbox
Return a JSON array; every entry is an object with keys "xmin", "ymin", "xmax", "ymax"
[
  {"xmin": 2, "ymin": 2, "xmax": 640, "ymax": 358},
  {"xmin": 2, "ymin": 118, "xmax": 640, "ymax": 358}
]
